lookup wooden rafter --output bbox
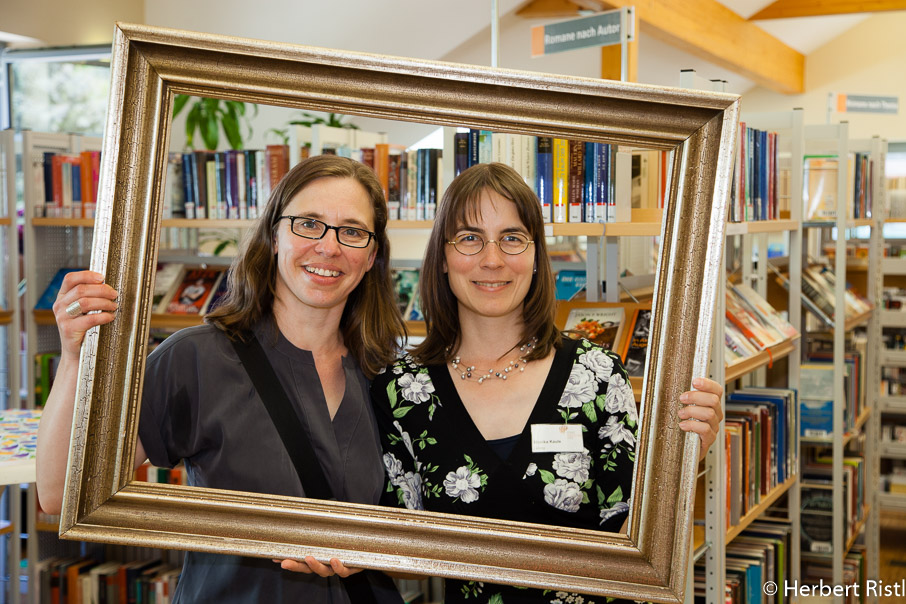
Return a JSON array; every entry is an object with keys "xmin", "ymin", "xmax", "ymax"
[
  {"xmin": 516, "ymin": 0, "xmax": 805, "ymax": 94},
  {"xmin": 750, "ymin": 0, "xmax": 906, "ymax": 20}
]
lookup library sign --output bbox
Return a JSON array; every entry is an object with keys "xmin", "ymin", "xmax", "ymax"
[
  {"xmin": 531, "ymin": 9, "xmax": 633, "ymax": 57},
  {"xmin": 834, "ymin": 93, "xmax": 898, "ymax": 114}
]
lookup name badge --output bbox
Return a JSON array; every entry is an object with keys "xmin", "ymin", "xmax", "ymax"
[{"xmin": 530, "ymin": 424, "xmax": 584, "ymax": 453}]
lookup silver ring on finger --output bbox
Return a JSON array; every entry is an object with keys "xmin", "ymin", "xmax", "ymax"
[{"xmin": 65, "ymin": 300, "xmax": 83, "ymax": 318}]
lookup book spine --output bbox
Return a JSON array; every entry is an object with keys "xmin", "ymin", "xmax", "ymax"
[
  {"xmin": 374, "ymin": 143, "xmax": 390, "ymax": 202},
  {"xmin": 416, "ymin": 148, "xmax": 428, "ymax": 221},
  {"xmin": 225, "ymin": 150, "xmax": 239, "ymax": 219},
  {"xmin": 595, "ymin": 144, "xmax": 608, "ymax": 224},
  {"xmin": 468, "ymin": 129, "xmax": 479, "ymax": 167},
  {"xmin": 236, "ymin": 150, "xmax": 247, "ymax": 219},
  {"xmin": 406, "ymin": 149, "xmax": 418, "ymax": 220},
  {"xmin": 535, "ymin": 137, "xmax": 553, "ymax": 223},
  {"xmin": 205, "ymin": 160, "xmax": 217, "ymax": 221},
  {"xmin": 552, "ymin": 138, "xmax": 568, "ymax": 223},
  {"xmin": 244, "ymin": 149, "xmax": 258, "ymax": 220},
  {"xmin": 567, "ymin": 140, "xmax": 584, "ymax": 223},
  {"xmin": 478, "ymin": 131, "xmax": 492, "ymax": 164},
  {"xmin": 584, "ymin": 142, "xmax": 597, "ymax": 223},
  {"xmin": 453, "ymin": 132, "xmax": 469, "ymax": 177}
]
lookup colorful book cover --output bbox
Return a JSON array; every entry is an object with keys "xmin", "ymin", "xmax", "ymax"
[
  {"xmin": 165, "ymin": 268, "xmax": 222, "ymax": 314},
  {"xmin": 621, "ymin": 308, "xmax": 651, "ymax": 377},
  {"xmin": 552, "ymin": 138, "xmax": 569, "ymax": 223},
  {"xmin": 35, "ymin": 268, "xmax": 83, "ymax": 310},
  {"xmin": 567, "ymin": 140, "xmax": 585, "ymax": 223},
  {"xmin": 454, "ymin": 132, "xmax": 469, "ymax": 176},
  {"xmin": 535, "ymin": 136, "xmax": 553, "ymax": 222},
  {"xmin": 563, "ymin": 306, "xmax": 625, "ymax": 353}
]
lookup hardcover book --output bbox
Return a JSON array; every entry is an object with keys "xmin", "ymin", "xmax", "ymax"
[
  {"xmin": 622, "ymin": 307, "xmax": 651, "ymax": 377},
  {"xmin": 563, "ymin": 306, "xmax": 626, "ymax": 353},
  {"xmin": 165, "ymin": 268, "xmax": 223, "ymax": 314}
]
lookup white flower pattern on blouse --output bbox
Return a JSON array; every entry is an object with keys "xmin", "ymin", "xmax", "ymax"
[
  {"xmin": 375, "ymin": 338, "xmax": 639, "ymax": 604},
  {"xmin": 543, "ymin": 478, "xmax": 584, "ymax": 512},
  {"xmin": 558, "ymin": 365, "xmax": 597, "ymax": 409},
  {"xmin": 552, "ymin": 451, "xmax": 592, "ymax": 483},
  {"xmin": 398, "ymin": 372, "xmax": 435, "ymax": 404},
  {"xmin": 444, "ymin": 466, "xmax": 483, "ymax": 503}
]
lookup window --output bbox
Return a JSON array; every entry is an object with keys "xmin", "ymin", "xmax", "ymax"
[{"xmin": 2, "ymin": 45, "xmax": 110, "ymax": 135}]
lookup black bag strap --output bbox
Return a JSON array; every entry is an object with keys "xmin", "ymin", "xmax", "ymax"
[
  {"xmin": 230, "ymin": 333, "xmax": 334, "ymax": 500},
  {"xmin": 231, "ymin": 333, "xmax": 393, "ymax": 604}
]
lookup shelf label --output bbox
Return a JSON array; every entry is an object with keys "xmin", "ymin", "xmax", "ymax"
[
  {"xmin": 832, "ymin": 93, "xmax": 898, "ymax": 114},
  {"xmin": 531, "ymin": 9, "xmax": 633, "ymax": 57}
]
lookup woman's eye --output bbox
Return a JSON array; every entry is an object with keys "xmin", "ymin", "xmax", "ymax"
[
  {"xmin": 459, "ymin": 234, "xmax": 479, "ymax": 243},
  {"xmin": 299, "ymin": 220, "xmax": 319, "ymax": 230},
  {"xmin": 501, "ymin": 234, "xmax": 523, "ymax": 243},
  {"xmin": 342, "ymin": 228, "xmax": 363, "ymax": 237}
]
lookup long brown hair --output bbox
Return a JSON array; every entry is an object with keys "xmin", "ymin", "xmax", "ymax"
[
  {"xmin": 206, "ymin": 154, "xmax": 406, "ymax": 377},
  {"xmin": 411, "ymin": 162, "xmax": 559, "ymax": 365}
]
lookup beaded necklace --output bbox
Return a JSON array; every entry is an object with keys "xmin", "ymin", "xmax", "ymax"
[{"xmin": 449, "ymin": 337, "xmax": 538, "ymax": 384}]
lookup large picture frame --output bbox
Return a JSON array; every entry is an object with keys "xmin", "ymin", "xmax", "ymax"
[{"xmin": 60, "ymin": 22, "xmax": 738, "ymax": 603}]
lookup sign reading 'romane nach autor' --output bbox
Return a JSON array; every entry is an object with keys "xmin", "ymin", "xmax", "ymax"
[{"xmin": 531, "ymin": 10, "xmax": 633, "ymax": 57}]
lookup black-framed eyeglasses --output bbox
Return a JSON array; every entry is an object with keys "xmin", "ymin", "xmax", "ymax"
[
  {"xmin": 280, "ymin": 216, "xmax": 375, "ymax": 248},
  {"xmin": 446, "ymin": 233, "xmax": 534, "ymax": 256}
]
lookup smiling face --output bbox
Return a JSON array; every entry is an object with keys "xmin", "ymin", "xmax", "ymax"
[
  {"xmin": 273, "ymin": 176, "xmax": 377, "ymax": 320},
  {"xmin": 444, "ymin": 188, "xmax": 535, "ymax": 326}
]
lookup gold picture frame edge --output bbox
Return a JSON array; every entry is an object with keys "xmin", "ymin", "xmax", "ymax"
[{"xmin": 59, "ymin": 22, "xmax": 738, "ymax": 603}]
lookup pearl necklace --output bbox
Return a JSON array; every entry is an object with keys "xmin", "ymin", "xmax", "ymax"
[{"xmin": 450, "ymin": 338, "xmax": 537, "ymax": 384}]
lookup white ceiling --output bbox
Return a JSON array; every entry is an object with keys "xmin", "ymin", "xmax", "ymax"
[{"xmin": 635, "ymin": 0, "xmax": 869, "ymax": 94}]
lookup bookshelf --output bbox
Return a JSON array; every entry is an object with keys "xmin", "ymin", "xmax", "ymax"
[
  {"xmin": 680, "ymin": 69, "xmax": 807, "ymax": 600},
  {"xmin": 798, "ymin": 124, "xmax": 884, "ymax": 590},
  {"xmin": 0, "ymin": 127, "xmax": 24, "ymax": 604},
  {"xmin": 876, "ymin": 197, "xmax": 906, "ymax": 514}
]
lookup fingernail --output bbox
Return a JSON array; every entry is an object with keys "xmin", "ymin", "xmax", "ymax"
[{"xmin": 679, "ymin": 393, "xmax": 689, "ymax": 402}]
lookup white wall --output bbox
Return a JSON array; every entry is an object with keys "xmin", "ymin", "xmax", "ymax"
[{"xmin": 740, "ymin": 12, "xmax": 906, "ymax": 141}]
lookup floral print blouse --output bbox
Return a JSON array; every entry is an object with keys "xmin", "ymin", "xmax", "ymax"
[{"xmin": 371, "ymin": 337, "xmax": 640, "ymax": 604}]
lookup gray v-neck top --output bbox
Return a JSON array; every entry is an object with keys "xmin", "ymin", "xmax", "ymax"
[{"xmin": 139, "ymin": 318, "xmax": 394, "ymax": 603}]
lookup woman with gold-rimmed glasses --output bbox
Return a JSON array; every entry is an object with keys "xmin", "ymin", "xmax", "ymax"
[
  {"xmin": 368, "ymin": 162, "xmax": 724, "ymax": 604},
  {"xmin": 37, "ymin": 155, "xmax": 405, "ymax": 604}
]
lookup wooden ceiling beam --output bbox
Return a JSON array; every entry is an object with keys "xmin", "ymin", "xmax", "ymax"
[
  {"xmin": 516, "ymin": 0, "xmax": 805, "ymax": 94},
  {"xmin": 750, "ymin": 0, "xmax": 906, "ymax": 20}
]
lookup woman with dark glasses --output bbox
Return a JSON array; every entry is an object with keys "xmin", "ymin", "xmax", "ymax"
[{"xmin": 37, "ymin": 155, "xmax": 405, "ymax": 604}]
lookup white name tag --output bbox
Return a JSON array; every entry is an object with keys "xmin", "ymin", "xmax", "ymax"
[{"xmin": 530, "ymin": 424, "xmax": 584, "ymax": 453}]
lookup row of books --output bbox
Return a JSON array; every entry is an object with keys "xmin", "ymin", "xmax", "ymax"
[
  {"xmin": 35, "ymin": 265, "xmax": 230, "ymax": 317},
  {"xmin": 880, "ymin": 422, "xmax": 906, "ymax": 444},
  {"xmin": 801, "ymin": 545, "xmax": 866, "ymax": 604},
  {"xmin": 135, "ymin": 461, "xmax": 189, "ymax": 485},
  {"xmin": 801, "ymin": 452, "xmax": 866, "ymax": 554},
  {"xmin": 881, "ymin": 465, "xmax": 906, "ymax": 494},
  {"xmin": 694, "ymin": 518, "xmax": 792, "ymax": 604},
  {"xmin": 803, "ymin": 152, "xmax": 874, "ymax": 221},
  {"xmin": 454, "ymin": 131, "xmax": 623, "ymax": 224},
  {"xmin": 729, "ymin": 123, "xmax": 781, "ymax": 223},
  {"xmin": 151, "ymin": 264, "xmax": 229, "ymax": 315},
  {"xmin": 33, "ymin": 150, "xmax": 101, "ymax": 218},
  {"xmin": 725, "ymin": 387, "xmax": 798, "ymax": 528},
  {"xmin": 881, "ymin": 366, "xmax": 906, "ymax": 395},
  {"xmin": 774, "ymin": 264, "xmax": 874, "ymax": 331},
  {"xmin": 724, "ymin": 282, "xmax": 799, "ymax": 368},
  {"xmin": 882, "ymin": 286, "xmax": 906, "ymax": 310},
  {"xmin": 883, "ymin": 327, "xmax": 906, "ymax": 350},
  {"xmin": 35, "ymin": 555, "xmax": 180, "ymax": 604},
  {"xmin": 554, "ymin": 302, "xmax": 650, "ymax": 378}
]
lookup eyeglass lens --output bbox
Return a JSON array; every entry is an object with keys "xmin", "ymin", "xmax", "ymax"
[
  {"xmin": 452, "ymin": 233, "xmax": 530, "ymax": 255},
  {"xmin": 290, "ymin": 218, "xmax": 371, "ymax": 247}
]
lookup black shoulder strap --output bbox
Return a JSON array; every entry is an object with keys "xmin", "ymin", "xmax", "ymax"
[
  {"xmin": 231, "ymin": 332, "xmax": 398, "ymax": 604},
  {"xmin": 230, "ymin": 333, "xmax": 335, "ymax": 501}
]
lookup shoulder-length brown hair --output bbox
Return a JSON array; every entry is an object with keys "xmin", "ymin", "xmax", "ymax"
[
  {"xmin": 411, "ymin": 162, "xmax": 560, "ymax": 365},
  {"xmin": 206, "ymin": 154, "xmax": 406, "ymax": 378}
]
